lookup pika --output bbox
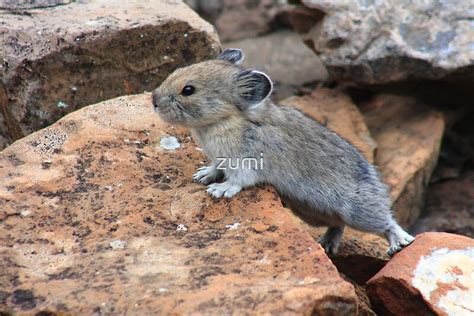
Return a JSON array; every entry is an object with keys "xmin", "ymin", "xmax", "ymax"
[{"xmin": 152, "ymin": 49, "xmax": 415, "ymax": 256}]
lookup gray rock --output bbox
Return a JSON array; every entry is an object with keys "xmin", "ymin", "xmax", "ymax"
[
  {"xmin": 185, "ymin": 0, "xmax": 289, "ymax": 41},
  {"xmin": 294, "ymin": 0, "xmax": 474, "ymax": 84},
  {"xmin": 0, "ymin": 0, "xmax": 220, "ymax": 150}
]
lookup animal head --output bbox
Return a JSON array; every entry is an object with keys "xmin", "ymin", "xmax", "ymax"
[{"xmin": 152, "ymin": 49, "xmax": 273, "ymax": 127}]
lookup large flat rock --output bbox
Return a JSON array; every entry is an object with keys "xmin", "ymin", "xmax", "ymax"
[
  {"xmin": 0, "ymin": 93, "xmax": 357, "ymax": 314},
  {"xmin": 0, "ymin": 0, "xmax": 220, "ymax": 149}
]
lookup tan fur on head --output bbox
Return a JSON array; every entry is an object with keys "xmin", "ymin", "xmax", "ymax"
[{"xmin": 152, "ymin": 49, "xmax": 273, "ymax": 128}]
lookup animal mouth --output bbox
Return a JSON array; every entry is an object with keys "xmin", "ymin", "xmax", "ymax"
[{"xmin": 154, "ymin": 103, "xmax": 187, "ymax": 125}]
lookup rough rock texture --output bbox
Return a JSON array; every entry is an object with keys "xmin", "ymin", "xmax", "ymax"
[
  {"xmin": 0, "ymin": 93, "xmax": 358, "ymax": 314},
  {"xmin": 361, "ymin": 94, "xmax": 445, "ymax": 227},
  {"xmin": 185, "ymin": 0, "xmax": 288, "ymax": 41},
  {"xmin": 294, "ymin": 222, "xmax": 389, "ymax": 285},
  {"xmin": 281, "ymin": 88, "xmax": 376, "ymax": 163},
  {"xmin": 225, "ymin": 30, "xmax": 328, "ymax": 100},
  {"xmin": 412, "ymin": 169, "xmax": 474, "ymax": 238},
  {"xmin": 326, "ymin": 228, "xmax": 388, "ymax": 285},
  {"xmin": 342, "ymin": 276, "xmax": 377, "ymax": 316},
  {"xmin": 0, "ymin": 0, "xmax": 220, "ymax": 149},
  {"xmin": 293, "ymin": 0, "xmax": 474, "ymax": 84},
  {"xmin": 367, "ymin": 232, "xmax": 474, "ymax": 316}
]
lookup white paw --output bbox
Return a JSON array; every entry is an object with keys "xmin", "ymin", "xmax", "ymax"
[
  {"xmin": 193, "ymin": 166, "xmax": 217, "ymax": 184},
  {"xmin": 401, "ymin": 234, "xmax": 415, "ymax": 246},
  {"xmin": 387, "ymin": 234, "xmax": 415, "ymax": 256},
  {"xmin": 206, "ymin": 182, "xmax": 242, "ymax": 198}
]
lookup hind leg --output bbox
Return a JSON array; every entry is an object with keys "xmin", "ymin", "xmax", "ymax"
[
  {"xmin": 385, "ymin": 222, "xmax": 415, "ymax": 256},
  {"xmin": 318, "ymin": 225, "xmax": 345, "ymax": 255},
  {"xmin": 341, "ymin": 205, "xmax": 414, "ymax": 256}
]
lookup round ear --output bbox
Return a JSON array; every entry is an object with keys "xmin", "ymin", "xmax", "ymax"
[
  {"xmin": 217, "ymin": 48, "xmax": 244, "ymax": 65},
  {"xmin": 235, "ymin": 69, "xmax": 273, "ymax": 110}
]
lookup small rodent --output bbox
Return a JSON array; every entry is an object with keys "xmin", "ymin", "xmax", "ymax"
[{"xmin": 152, "ymin": 48, "xmax": 415, "ymax": 256}]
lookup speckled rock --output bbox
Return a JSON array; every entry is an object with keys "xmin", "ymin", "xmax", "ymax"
[
  {"xmin": 0, "ymin": 0, "xmax": 220, "ymax": 149},
  {"xmin": 367, "ymin": 232, "xmax": 474, "ymax": 316},
  {"xmin": 293, "ymin": 0, "xmax": 474, "ymax": 84},
  {"xmin": 185, "ymin": 0, "xmax": 288, "ymax": 41},
  {"xmin": 0, "ymin": 93, "xmax": 357, "ymax": 314},
  {"xmin": 361, "ymin": 94, "xmax": 445, "ymax": 227},
  {"xmin": 280, "ymin": 88, "xmax": 376, "ymax": 163}
]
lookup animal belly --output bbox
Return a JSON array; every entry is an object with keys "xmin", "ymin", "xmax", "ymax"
[{"xmin": 280, "ymin": 194, "xmax": 343, "ymax": 227}]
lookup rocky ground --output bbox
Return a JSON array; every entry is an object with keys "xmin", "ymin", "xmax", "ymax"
[{"xmin": 1, "ymin": 0, "xmax": 474, "ymax": 315}]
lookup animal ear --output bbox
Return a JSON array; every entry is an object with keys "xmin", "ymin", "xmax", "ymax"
[
  {"xmin": 217, "ymin": 48, "xmax": 244, "ymax": 65},
  {"xmin": 235, "ymin": 69, "xmax": 273, "ymax": 109}
]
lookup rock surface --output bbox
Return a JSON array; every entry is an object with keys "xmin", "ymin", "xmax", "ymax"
[
  {"xmin": 411, "ymin": 107, "xmax": 474, "ymax": 238},
  {"xmin": 294, "ymin": 0, "xmax": 474, "ymax": 84},
  {"xmin": 412, "ymin": 169, "xmax": 474, "ymax": 238},
  {"xmin": 281, "ymin": 88, "xmax": 376, "ymax": 163},
  {"xmin": 293, "ymin": 222, "xmax": 389, "ymax": 285},
  {"xmin": 185, "ymin": 0, "xmax": 288, "ymax": 41},
  {"xmin": 0, "ymin": 93, "xmax": 357, "ymax": 314},
  {"xmin": 367, "ymin": 232, "xmax": 474, "ymax": 316},
  {"xmin": 0, "ymin": 0, "xmax": 220, "ymax": 149},
  {"xmin": 361, "ymin": 94, "xmax": 445, "ymax": 227},
  {"xmin": 226, "ymin": 30, "xmax": 328, "ymax": 101},
  {"xmin": 342, "ymin": 276, "xmax": 377, "ymax": 316}
]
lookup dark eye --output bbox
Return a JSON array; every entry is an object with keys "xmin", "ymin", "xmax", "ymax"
[{"xmin": 181, "ymin": 85, "xmax": 195, "ymax": 96}]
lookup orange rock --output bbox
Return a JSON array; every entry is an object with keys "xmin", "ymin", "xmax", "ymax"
[
  {"xmin": 367, "ymin": 232, "xmax": 474, "ymax": 316},
  {"xmin": 0, "ymin": 93, "xmax": 357, "ymax": 314},
  {"xmin": 341, "ymin": 275, "xmax": 377, "ymax": 316},
  {"xmin": 362, "ymin": 94, "xmax": 445, "ymax": 227}
]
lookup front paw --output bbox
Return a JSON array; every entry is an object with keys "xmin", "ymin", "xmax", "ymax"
[
  {"xmin": 206, "ymin": 182, "xmax": 242, "ymax": 198},
  {"xmin": 193, "ymin": 166, "xmax": 218, "ymax": 185}
]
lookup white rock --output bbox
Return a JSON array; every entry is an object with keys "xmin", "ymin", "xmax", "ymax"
[
  {"xmin": 109, "ymin": 240, "xmax": 126, "ymax": 249},
  {"xmin": 160, "ymin": 136, "xmax": 180, "ymax": 150}
]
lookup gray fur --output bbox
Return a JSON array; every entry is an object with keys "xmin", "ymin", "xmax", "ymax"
[
  {"xmin": 217, "ymin": 48, "xmax": 244, "ymax": 65},
  {"xmin": 152, "ymin": 49, "xmax": 415, "ymax": 256}
]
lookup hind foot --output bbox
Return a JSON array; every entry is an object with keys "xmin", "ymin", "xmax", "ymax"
[
  {"xmin": 385, "ymin": 224, "xmax": 415, "ymax": 256},
  {"xmin": 318, "ymin": 226, "xmax": 345, "ymax": 255}
]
